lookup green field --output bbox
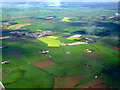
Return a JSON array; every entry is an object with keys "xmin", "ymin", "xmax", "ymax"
[{"xmin": 1, "ymin": 1, "xmax": 119, "ymax": 89}]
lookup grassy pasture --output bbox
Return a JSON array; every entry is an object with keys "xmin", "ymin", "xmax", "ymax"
[
  {"xmin": 42, "ymin": 64, "xmax": 68, "ymax": 77},
  {"xmin": 2, "ymin": 37, "xmax": 119, "ymax": 88},
  {"xmin": 2, "ymin": 54, "xmax": 28, "ymax": 72},
  {"xmin": 2, "ymin": 2, "xmax": 119, "ymax": 89},
  {"xmin": 2, "ymin": 68, "xmax": 20, "ymax": 85},
  {"xmin": 3, "ymin": 64, "xmax": 54, "ymax": 88},
  {"xmin": 20, "ymin": 41, "xmax": 47, "ymax": 63},
  {"xmin": 101, "ymin": 74, "xmax": 119, "ymax": 88},
  {"xmin": 21, "ymin": 64, "xmax": 54, "ymax": 88},
  {"xmin": 4, "ymin": 79, "xmax": 34, "ymax": 88}
]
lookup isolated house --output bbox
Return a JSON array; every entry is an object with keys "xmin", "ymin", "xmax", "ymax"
[
  {"xmin": 109, "ymin": 16, "xmax": 115, "ymax": 19},
  {"xmin": 1, "ymin": 61, "xmax": 10, "ymax": 64},
  {"xmin": 115, "ymin": 13, "xmax": 120, "ymax": 16},
  {"xmin": 70, "ymin": 34, "xmax": 82, "ymax": 38},
  {"xmin": 66, "ymin": 51, "xmax": 70, "ymax": 55},
  {"xmin": 84, "ymin": 49, "xmax": 92, "ymax": 53},
  {"xmin": 40, "ymin": 50, "xmax": 49, "ymax": 54},
  {"xmin": 0, "ymin": 46, "xmax": 8, "ymax": 48}
]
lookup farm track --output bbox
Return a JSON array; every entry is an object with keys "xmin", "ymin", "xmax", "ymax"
[
  {"xmin": 0, "ymin": 71, "xmax": 11, "ymax": 79},
  {"xmin": 19, "ymin": 67, "xmax": 22, "ymax": 79}
]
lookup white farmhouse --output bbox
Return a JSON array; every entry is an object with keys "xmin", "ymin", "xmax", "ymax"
[
  {"xmin": 115, "ymin": 13, "xmax": 120, "ymax": 16},
  {"xmin": 70, "ymin": 34, "xmax": 82, "ymax": 38}
]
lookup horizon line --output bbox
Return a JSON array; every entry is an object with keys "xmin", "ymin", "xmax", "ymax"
[{"xmin": 1, "ymin": 1, "xmax": 119, "ymax": 2}]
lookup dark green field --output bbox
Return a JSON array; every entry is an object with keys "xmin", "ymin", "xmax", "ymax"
[{"xmin": 0, "ymin": 2, "xmax": 119, "ymax": 89}]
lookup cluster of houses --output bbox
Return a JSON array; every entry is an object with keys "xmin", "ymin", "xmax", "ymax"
[
  {"xmin": 1, "ymin": 61, "xmax": 10, "ymax": 64},
  {"xmin": 0, "ymin": 46, "xmax": 8, "ymax": 48},
  {"xmin": 108, "ymin": 13, "xmax": 119, "ymax": 21},
  {"xmin": 85, "ymin": 15, "xmax": 108, "ymax": 21},
  {"xmin": 85, "ymin": 18, "xmax": 98, "ymax": 22},
  {"xmin": 84, "ymin": 13, "xmax": 119, "ymax": 22},
  {"xmin": 9, "ymin": 31, "xmax": 56, "ymax": 38},
  {"xmin": 85, "ymin": 37, "xmax": 98, "ymax": 42},
  {"xmin": 2, "ymin": 22, "xmax": 9, "ymax": 25}
]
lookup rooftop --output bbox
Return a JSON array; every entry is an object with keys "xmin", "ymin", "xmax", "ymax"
[{"xmin": 70, "ymin": 34, "xmax": 82, "ymax": 38}]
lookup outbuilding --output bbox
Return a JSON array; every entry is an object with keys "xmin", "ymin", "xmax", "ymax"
[
  {"xmin": 1, "ymin": 61, "xmax": 10, "ymax": 64},
  {"xmin": 70, "ymin": 34, "xmax": 82, "ymax": 38},
  {"xmin": 40, "ymin": 50, "xmax": 49, "ymax": 54},
  {"xmin": 84, "ymin": 49, "xmax": 92, "ymax": 53}
]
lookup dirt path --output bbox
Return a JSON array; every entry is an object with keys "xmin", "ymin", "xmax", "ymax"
[
  {"xmin": 19, "ymin": 67, "xmax": 22, "ymax": 79},
  {"xmin": 0, "ymin": 70, "xmax": 11, "ymax": 79}
]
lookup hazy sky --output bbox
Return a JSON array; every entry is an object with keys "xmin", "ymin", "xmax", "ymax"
[{"xmin": 2, "ymin": 0, "xmax": 119, "ymax": 2}]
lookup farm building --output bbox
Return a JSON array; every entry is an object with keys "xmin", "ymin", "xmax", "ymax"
[
  {"xmin": 61, "ymin": 43, "xmax": 66, "ymax": 46},
  {"xmin": 66, "ymin": 51, "xmax": 70, "ymax": 55},
  {"xmin": 70, "ymin": 34, "xmax": 82, "ymax": 38},
  {"xmin": 0, "ymin": 46, "xmax": 8, "ymax": 48},
  {"xmin": 67, "ymin": 42, "xmax": 88, "ymax": 46},
  {"xmin": 109, "ymin": 16, "xmax": 115, "ymax": 19},
  {"xmin": 1, "ymin": 61, "xmax": 10, "ymax": 64},
  {"xmin": 84, "ymin": 49, "xmax": 92, "ymax": 53},
  {"xmin": 115, "ymin": 13, "xmax": 120, "ymax": 16},
  {"xmin": 40, "ymin": 50, "xmax": 49, "ymax": 54}
]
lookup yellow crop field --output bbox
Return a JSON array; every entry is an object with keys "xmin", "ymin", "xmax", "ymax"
[
  {"xmin": 60, "ymin": 17, "xmax": 72, "ymax": 22},
  {"xmin": 46, "ymin": 36, "xmax": 58, "ymax": 39},
  {"xmin": 7, "ymin": 23, "xmax": 31, "ymax": 30},
  {"xmin": 37, "ymin": 37, "xmax": 61, "ymax": 47},
  {"xmin": 45, "ymin": 17, "xmax": 54, "ymax": 19},
  {"xmin": 0, "ymin": 36, "xmax": 11, "ymax": 39},
  {"xmin": 67, "ymin": 37, "xmax": 81, "ymax": 40}
]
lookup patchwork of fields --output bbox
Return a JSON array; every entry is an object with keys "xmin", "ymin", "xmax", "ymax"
[
  {"xmin": 1, "ymin": 36, "xmax": 119, "ymax": 88},
  {"xmin": 1, "ymin": 1, "xmax": 119, "ymax": 89}
]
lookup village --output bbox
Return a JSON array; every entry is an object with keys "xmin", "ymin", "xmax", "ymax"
[{"xmin": 9, "ymin": 30, "xmax": 56, "ymax": 38}]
